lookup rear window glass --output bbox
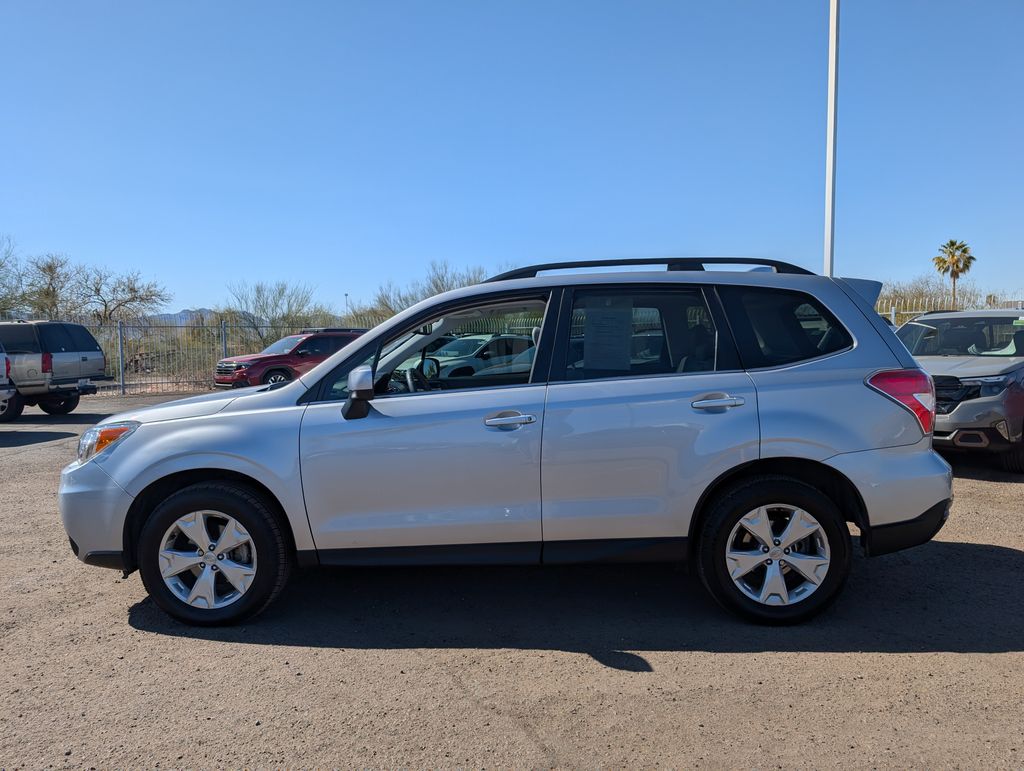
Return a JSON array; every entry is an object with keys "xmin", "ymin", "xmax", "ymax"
[
  {"xmin": 719, "ymin": 286, "xmax": 853, "ymax": 368},
  {"xmin": 37, "ymin": 324, "xmax": 77, "ymax": 353},
  {"xmin": 64, "ymin": 324, "xmax": 102, "ymax": 352},
  {"xmin": 0, "ymin": 325, "xmax": 41, "ymax": 354}
]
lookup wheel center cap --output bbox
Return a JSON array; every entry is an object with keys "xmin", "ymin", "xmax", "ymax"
[
  {"xmin": 202, "ymin": 553, "xmax": 217, "ymax": 565},
  {"xmin": 769, "ymin": 547, "xmax": 783, "ymax": 559}
]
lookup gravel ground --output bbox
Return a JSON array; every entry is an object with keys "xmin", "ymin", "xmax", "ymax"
[{"xmin": 1, "ymin": 394, "xmax": 1022, "ymax": 768}]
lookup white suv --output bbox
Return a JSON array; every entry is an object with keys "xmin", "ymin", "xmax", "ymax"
[{"xmin": 59, "ymin": 259, "xmax": 952, "ymax": 626}]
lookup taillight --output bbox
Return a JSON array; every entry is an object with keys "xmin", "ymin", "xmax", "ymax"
[
  {"xmin": 41, "ymin": 352, "xmax": 53, "ymax": 374},
  {"xmin": 866, "ymin": 368, "xmax": 935, "ymax": 435}
]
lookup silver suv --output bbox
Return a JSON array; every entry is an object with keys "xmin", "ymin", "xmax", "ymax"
[
  {"xmin": 897, "ymin": 310, "xmax": 1024, "ymax": 472},
  {"xmin": 58, "ymin": 259, "xmax": 952, "ymax": 626},
  {"xmin": 0, "ymin": 320, "xmax": 107, "ymax": 422}
]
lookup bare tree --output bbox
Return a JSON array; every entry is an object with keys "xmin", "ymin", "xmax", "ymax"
[
  {"xmin": 82, "ymin": 266, "xmax": 171, "ymax": 323},
  {"xmin": 220, "ymin": 281, "xmax": 340, "ymax": 345},
  {"xmin": 371, "ymin": 261, "xmax": 488, "ymax": 316},
  {"xmin": 21, "ymin": 254, "xmax": 88, "ymax": 320},
  {"xmin": 0, "ymin": 235, "xmax": 24, "ymax": 318}
]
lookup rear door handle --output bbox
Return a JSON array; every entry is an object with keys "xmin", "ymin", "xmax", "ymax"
[
  {"xmin": 691, "ymin": 395, "xmax": 745, "ymax": 410},
  {"xmin": 484, "ymin": 412, "xmax": 537, "ymax": 429},
  {"xmin": 81, "ymin": 356, "xmax": 88, "ymax": 361}
]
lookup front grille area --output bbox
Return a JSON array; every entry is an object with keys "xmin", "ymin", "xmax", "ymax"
[
  {"xmin": 933, "ymin": 375, "xmax": 980, "ymax": 415},
  {"xmin": 215, "ymin": 362, "xmax": 239, "ymax": 376}
]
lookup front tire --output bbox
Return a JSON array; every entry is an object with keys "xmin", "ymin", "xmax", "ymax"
[
  {"xmin": 38, "ymin": 393, "xmax": 81, "ymax": 415},
  {"xmin": 0, "ymin": 391, "xmax": 24, "ymax": 422},
  {"xmin": 137, "ymin": 482, "xmax": 291, "ymax": 626},
  {"xmin": 697, "ymin": 475, "xmax": 851, "ymax": 625},
  {"xmin": 1001, "ymin": 447, "xmax": 1024, "ymax": 474},
  {"xmin": 262, "ymin": 369, "xmax": 291, "ymax": 385}
]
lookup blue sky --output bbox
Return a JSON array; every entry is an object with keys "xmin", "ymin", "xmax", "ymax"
[{"xmin": 1, "ymin": 1, "xmax": 1021, "ymax": 311}]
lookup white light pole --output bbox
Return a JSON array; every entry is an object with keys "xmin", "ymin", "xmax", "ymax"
[{"xmin": 823, "ymin": 0, "xmax": 840, "ymax": 277}]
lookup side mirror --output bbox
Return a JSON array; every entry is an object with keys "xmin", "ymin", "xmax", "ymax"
[
  {"xmin": 420, "ymin": 357, "xmax": 440, "ymax": 380},
  {"xmin": 295, "ymin": 349, "xmax": 310, "ymax": 357},
  {"xmin": 478, "ymin": 350, "xmax": 491, "ymax": 360},
  {"xmin": 341, "ymin": 365, "xmax": 375, "ymax": 420}
]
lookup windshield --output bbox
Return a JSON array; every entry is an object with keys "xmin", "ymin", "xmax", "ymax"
[
  {"xmin": 261, "ymin": 335, "xmax": 306, "ymax": 355},
  {"xmin": 897, "ymin": 317, "xmax": 1024, "ymax": 357},
  {"xmin": 434, "ymin": 338, "xmax": 485, "ymax": 357}
]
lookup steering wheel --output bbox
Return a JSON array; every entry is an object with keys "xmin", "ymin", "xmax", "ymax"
[{"xmin": 405, "ymin": 365, "xmax": 432, "ymax": 393}]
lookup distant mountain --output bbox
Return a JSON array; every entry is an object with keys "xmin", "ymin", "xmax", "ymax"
[{"xmin": 147, "ymin": 308, "xmax": 217, "ymax": 324}]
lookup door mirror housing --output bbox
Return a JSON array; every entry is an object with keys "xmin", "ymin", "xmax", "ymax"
[
  {"xmin": 341, "ymin": 365, "xmax": 375, "ymax": 420},
  {"xmin": 295, "ymin": 348, "xmax": 310, "ymax": 357}
]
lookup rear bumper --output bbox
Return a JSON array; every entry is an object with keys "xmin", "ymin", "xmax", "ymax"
[{"xmin": 864, "ymin": 499, "xmax": 951, "ymax": 556}]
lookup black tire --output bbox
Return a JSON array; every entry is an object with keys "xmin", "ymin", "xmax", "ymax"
[
  {"xmin": 1000, "ymin": 447, "xmax": 1024, "ymax": 474},
  {"xmin": 262, "ymin": 369, "xmax": 291, "ymax": 385},
  {"xmin": 696, "ymin": 475, "xmax": 852, "ymax": 625},
  {"xmin": 137, "ymin": 482, "xmax": 292, "ymax": 626},
  {"xmin": 38, "ymin": 393, "xmax": 81, "ymax": 415},
  {"xmin": 0, "ymin": 391, "xmax": 24, "ymax": 423}
]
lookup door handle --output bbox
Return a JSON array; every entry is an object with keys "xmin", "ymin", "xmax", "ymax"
[
  {"xmin": 691, "ymin": 395, "xmax": 745, "ymax": 410},
  {"xmin": 484, "ymin": 412, "xmax": 537, "ymax": 429},
  {"xmin": 81, "ymin": 356, "xmax": 88, "ymax": 361}
]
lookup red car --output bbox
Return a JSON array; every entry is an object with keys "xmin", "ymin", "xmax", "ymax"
[{"xmin": 214, "ymin": 328, "xmax": 366, "ymax": 388}]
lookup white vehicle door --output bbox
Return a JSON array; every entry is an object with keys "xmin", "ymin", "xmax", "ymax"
[{"xmin": 299, "ymin": 292, "xmax": 556, "ymax": 564}]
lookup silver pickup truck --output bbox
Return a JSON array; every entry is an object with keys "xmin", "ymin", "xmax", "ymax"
[{"xmin": 0, "ymin": 320, "xmax": 107, "ymax": 422}]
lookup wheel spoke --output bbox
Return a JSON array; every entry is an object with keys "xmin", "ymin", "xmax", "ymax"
[
  {"xmin": 178, "ymin": 511, "xmax": 212, "ymax": 550},
  {"xmin": 187, "ymin": 565, "xmax": 217, "ymax": 608},
  {"xmin": 213, "ymin": 517, "xmax": 250, "ymax": 555},
  {"xmin": 726, "ymin": 548, "xmax": 767, "ymax": 579},
  {"xmin": 758, "ymin": 561, "xmax": 789, "ymax": 605},
  {"xmin": 159, "ymin": 549, "xmax": 203, "ymax": 578},
  {"xmin": 218, "ymin": 558, "xmax": 255, "ymax": 595},
  {"xmin": 739, "ymin": 507, "xmax": 775, "ymax": 549},
  {"xmin": 777, "ymin": 508, "xmax": 821, "ymax": 551},
  {"xmin": 783, "ymin": 552, "xmax": 829, "ymax": 585}
]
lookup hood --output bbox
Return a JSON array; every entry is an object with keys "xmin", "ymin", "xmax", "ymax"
[
  {"xmin": 219, "ymin": 353, "xmax": 279, "ymax": 364},
  {"xmin": 101, "ymin": 389, "xmax": 246, "ymax": 425},
  {"xmin": 915, "ymin": 355, "xmax": 1024, "ymax": 379}
]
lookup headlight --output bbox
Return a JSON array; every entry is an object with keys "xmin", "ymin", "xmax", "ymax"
[
  {"xmin": 78, "ymin": 421, "xmax": 139, "ymax": 464},
  {"xmin": 235, "ymin": 362, "xmax": 252, "ymax": 369},
  {"xmin": 959, "ymin": 374, "xmax": 1016, "ymax": 397}
]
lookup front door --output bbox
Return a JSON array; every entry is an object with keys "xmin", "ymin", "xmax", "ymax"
[
  {"xmin": 540, "ymin": 285, "xmax": 759, "ymax": 560},
  {"xmin": 299, "ymin": 293, "xmax": 554, "ymax": 563}
]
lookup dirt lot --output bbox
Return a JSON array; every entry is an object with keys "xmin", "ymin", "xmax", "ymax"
[{"xmin": 1, "ymin": 394, "xmax": 1022, "ymax": 768}]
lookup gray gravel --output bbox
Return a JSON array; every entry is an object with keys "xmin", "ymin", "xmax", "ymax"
[{"xmin": 1, "ymin": 394, "xmax": 1022, "ymax": 768}]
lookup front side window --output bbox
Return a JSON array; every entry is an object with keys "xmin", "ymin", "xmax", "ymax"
[
  {"xmin": 560, "ymin": 288, "xmax": 725, "ymax": 381},
  {"xmin": 719, "ymin": 286, "xmax": 853, "ymax": 368},
  {"xmin": 262, "ymin": 335, "xmax": 307, "ymax": 355},
  {"xmin": 897, "ymin": 316, "xmax": 1024, "ymax": 357},
  {"xmin": 320, "ymin": 296, "xmax": 548, "ymax": 401}
]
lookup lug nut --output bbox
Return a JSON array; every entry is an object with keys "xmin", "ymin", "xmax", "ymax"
[
  {"xmin": 765, "ymin": 559, "xmax": 773, "ymax": 565},
  {"xmin": 209, "ymin": 544, "xmax": 216, "ymax": 552},
  {"xmin": 773, "ymin": 539, "xmax": 780, "ymax": 546},
  {"xmin": 784, "ymin": 548, "xmax": 790, "ymax": 554},
  {"xmin": 211, "ymin": 565, "xmax": 219, "ymax": 572},
  {"xmin": 761, "ymin": 546, "xmax": 769, "ymax": 553},
  {"xmin": 217, "ymin": 554, "xmax": 224, "ymax": 561},
  {"xmin": 197, "ymin": 549, "xmax": 204, "ymax": 556}
]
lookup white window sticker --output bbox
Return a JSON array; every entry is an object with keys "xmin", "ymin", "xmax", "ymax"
[{"xmin": 583, "ymin": 296, "xmax": 633, "ymax": 371}]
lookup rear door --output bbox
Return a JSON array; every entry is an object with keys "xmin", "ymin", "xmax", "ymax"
[
  {"xmin": 64, "ymin": 324, "xmax": 106, "ymax": 380},
  {"xmin": 539, "ymin": 285, "xmax": 760, "ymax": 560},
  {"xmin": 37, "ymin": 323, "xmax": 80, "ymax": 381}
]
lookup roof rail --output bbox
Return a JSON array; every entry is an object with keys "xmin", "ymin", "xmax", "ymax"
[
  {"xmin": 484, "ymin": 257, "xmax": 814, "ymax": 282},
  {"xmin": 298, "ymin": 327, "xmax": 369, "ymax": 334}
]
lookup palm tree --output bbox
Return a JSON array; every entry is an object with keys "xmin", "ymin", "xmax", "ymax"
[{"xmin": 933, "ymin": 239, "xmax": 976, "ymax": 308}]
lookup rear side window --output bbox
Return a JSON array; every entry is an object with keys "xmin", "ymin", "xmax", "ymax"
[
  {"xmin": 719, "ymin": 286, "xmax": 853, "ymax": 368},
  {"xmin": 64, "ymin": 324, "xmax": 102, "ymax": 352},
  {"xmin": 0, "ymin": 325, "xmax": 41, "ymax": 354},
  {"xmin": 37, "ymin": 324, "xmax": 76, "ymax": 353}
]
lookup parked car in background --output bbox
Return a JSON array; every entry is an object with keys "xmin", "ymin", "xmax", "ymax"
[
  {"xmin": 0, "ymin": 342, "xmax": 17, "ymax": 421},
  {"xmin": 896, "ymin": 310, "xmax": 1024, "ymax": 472},
  {"xmin": 0, "ymin": 320, "xmax": 107, "ymax": 422},
  {"xmin": 431, "ymin": 333, "xmax": 536, "ymax": 377},
  {"xmin": 60, "ymin": 257, "xmax": 951, "ymax": 627},
  {"xmin": 214, "ymin": 328, "xmax": 366, "ymax": 387}
]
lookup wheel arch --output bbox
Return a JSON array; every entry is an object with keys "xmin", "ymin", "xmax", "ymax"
[
  {"xmin": 122, "ymin": 469, "xmax": 302, "ymax": 573},
  {"xmin": 687, "ymin": 457, "xmax": 870, "ymax": 559}
]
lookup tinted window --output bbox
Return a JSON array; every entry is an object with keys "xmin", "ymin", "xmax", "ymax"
[
  {"xmin": 719, "ymin": 286, "xmax": 852, "ymax": 367},
  {"xmin": 64, "ymin": 324, "xmax": 102, "ymax": 352},
  {"xmin": 300, "ymin": 336, "xmax": 334, "ymax": 356},
  {"xmin": 561, "ymin": 288, "xmax": 726, "ymax": 381},
  {"xmin": 0, "ymin": 324, "xmax": 41, "ymax": 354},
  {"xmin": 37, "ymin": 323, "xmax": 76, "ymax": 353}
]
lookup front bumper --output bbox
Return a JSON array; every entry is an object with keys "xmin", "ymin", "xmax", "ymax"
[{"xmin": 59, "ymin": 458, "xmax": 134, "ymax": 570}]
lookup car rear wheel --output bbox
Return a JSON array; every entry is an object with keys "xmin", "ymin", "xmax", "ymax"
[
  {"xmin": 0, "ymin": 391, "xmax": 24, "ymax": 422},
  {"xmin": 697, "ymin": 475, "xmax": 851, "ymax": 624},
  {"xmin": 38, "ymin": 393, "xmax": 81, "ymax": 415},
  {"xmin": 138, "ymin": 482, "xmax": 291, "ymax": 626},
  {"xmin": 1000, "ymin": 447, "xmax": 1024, "ymax": 474},
  {"xmin": 262, "ymin": 369, "xmax": 291, "ymax": 385}
]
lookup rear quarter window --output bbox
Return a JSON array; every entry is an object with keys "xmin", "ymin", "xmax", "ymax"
[
  {"xmin": 0, "ymin": 324, "xmax": 41, "ymax": 354},
  {"xmin": 37, "ymin": 324, "xmax": 76, "ymax": 353},
  {"xmin": 64, "ymin": 324, "xmax": 102, "ymax": 352},
  {"xmin": 719, "ymin": 286, "xmax": 853, "ymax": 368}
]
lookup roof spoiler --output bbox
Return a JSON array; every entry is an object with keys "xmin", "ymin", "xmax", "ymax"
[{"xmin": 838, "ymin": 277, "xmax": 883, "ymax": 307}]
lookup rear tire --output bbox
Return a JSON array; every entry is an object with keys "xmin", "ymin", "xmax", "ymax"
[
  {"xmin": 38, "ymin": 393, "xmax": 81, "ymax": 415},
  {"xmin": 262, "ymin": 369, "xmax": 291, "ymax": 385},
  {"xmin": 0, "ymin": 391, "xmax": 24, "ymax": 422},
  {"xmin": 697, "ymin": 475, "xmax": 851, "ymax": 625},
  {"xmin": 138, "ymin": 482, "xmax": 292, "ymax": 626},
  {"xmin": 1000, "ymin": 447, "xmax": 1024, "ymax": 474}
]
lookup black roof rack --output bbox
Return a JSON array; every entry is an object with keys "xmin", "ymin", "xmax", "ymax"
[
  {"xmin": 298, "ymin": 327, "xmax": 369, "ymax": 334},
  {"xmin": 484, "ymin": 257, "xmax": 814, "ymax": 283}
]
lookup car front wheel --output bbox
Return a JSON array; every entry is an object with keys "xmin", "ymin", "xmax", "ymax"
[
  {"xmin": 697, "ymin": 475, "xmax": 851, "ymax": 625},
  {"xmin": 137, "ymin": 482, "xmax": 291, "ymax": 625},
  {"xmin": 262, "ymin": 370, "xmax": 291, "ymax": 385}
]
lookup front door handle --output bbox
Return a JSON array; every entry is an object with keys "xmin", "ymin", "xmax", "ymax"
[
  {"xmin": 691, "ymin": 395, "xmax": 746, "ymax": 410},
  {"xmin": 484, "ymin": 412, "xmax": 537, "ymax": 429}
]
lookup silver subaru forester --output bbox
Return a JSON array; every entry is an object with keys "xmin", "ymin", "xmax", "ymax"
[{"xmin": 59, "ymin": 259, "xmax": 952, "ymax": 626}]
